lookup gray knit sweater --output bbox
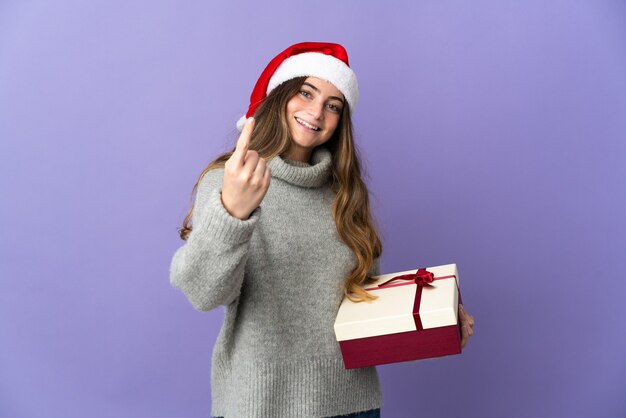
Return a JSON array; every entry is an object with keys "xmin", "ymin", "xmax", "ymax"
[{"xmin": 169, "ymin": 147, "xmax": 382, "ymax": 418}]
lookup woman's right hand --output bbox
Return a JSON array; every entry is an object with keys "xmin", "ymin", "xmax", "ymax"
[{"xmin": 221, "ymin": 117, "xmax": 271, "ymax": 220}]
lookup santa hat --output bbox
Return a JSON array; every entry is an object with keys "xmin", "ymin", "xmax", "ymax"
[{"xmin": 236, "ymin": 42, "xmax": 359, "ymax": 131}]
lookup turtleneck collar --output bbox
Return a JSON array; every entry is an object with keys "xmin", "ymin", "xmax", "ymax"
[{"xmin": 268, "ymin": 147, "xmax": 333, "ymax": 188}]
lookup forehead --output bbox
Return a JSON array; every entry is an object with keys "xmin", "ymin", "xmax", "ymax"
[{"xmin": 304, "ymin": 76, "xmax": 344, "ymax": 100}]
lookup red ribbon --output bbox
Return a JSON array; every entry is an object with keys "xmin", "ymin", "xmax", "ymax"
[{"xmin": 364, "ymin": 268, "xmax": 455, "ymax": 291}]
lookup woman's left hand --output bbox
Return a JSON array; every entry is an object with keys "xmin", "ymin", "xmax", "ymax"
[{"xmin": 458, "ymin": 304, "xmax": 475, "ymax": 348}]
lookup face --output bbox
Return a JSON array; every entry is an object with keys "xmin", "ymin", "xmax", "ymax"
[{"xmin": 283, "ymin": 76, "xmax": 345, "ymax": 162}]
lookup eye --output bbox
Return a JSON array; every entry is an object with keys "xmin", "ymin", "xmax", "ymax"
[
  {"xmin": 299, "ymin": 90, "xmax": 312, "ymax": 98},
  {"xmin": 327, "ymin": 103, "xmax": 342, "ymax": 113}
]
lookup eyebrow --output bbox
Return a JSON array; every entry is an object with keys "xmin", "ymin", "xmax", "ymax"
[{"xmin": 302, "ymin": 82, "xmax": 345, "ymax": 105}]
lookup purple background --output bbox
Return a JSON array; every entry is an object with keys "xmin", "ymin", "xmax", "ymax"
[{"xmin": 1, "ymin": 1, "xmax": 625, "ymax": 417}]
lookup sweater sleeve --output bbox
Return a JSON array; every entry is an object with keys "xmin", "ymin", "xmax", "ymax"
[{"xmin": 169, "ymin": 169, "xmax": 261, "ymax": 311}]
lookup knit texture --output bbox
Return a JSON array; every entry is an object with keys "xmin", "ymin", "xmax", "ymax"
[{"xmin": 169, "ymin": 148, "xmax": 382, "ymax": 418}]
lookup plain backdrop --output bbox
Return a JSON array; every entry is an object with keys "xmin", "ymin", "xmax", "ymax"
[{"xmin": 1, "ymin": 1, "xmax": 625, "ymax": 417}]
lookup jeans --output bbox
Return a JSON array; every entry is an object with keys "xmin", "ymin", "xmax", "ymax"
[{"xmin": 213, "ymin": 408, "xmax": 381, "ymax": 418}]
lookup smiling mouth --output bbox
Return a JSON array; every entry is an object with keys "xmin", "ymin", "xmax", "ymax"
[{"xmin": 295, "ymin": 117, "xmax": 320, "ymax": 131}]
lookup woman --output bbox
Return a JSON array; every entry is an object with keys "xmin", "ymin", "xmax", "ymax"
[{"xmin": 170, "ymin": 42, "xmax": 474, "ymax": 418}]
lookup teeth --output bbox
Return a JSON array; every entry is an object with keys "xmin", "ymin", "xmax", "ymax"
[{"xmin": 296, "ymin": 117, "xmax": 319, "ymax": 131}]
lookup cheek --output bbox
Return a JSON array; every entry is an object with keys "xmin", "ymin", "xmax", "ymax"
[
  {"xmin": 285, "ymin": 101, "xmax": 294, "ymax": 116},
  {"xmin": 286, "ymin": 95, "xmax": 304, "ymax": 113},
  {"xmin": 327, "ymin": 115, "xmax": 341, "ymax": 133}
]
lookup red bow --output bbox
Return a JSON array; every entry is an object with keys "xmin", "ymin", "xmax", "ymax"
[{"xmin": 377, "ymin": 268, "xmax": 435, "ymax": 288}]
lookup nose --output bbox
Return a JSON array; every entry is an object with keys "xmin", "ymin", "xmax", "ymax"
[{"xmin": 307, "ymin": 99, "xmax": 324, "ymax": 120}]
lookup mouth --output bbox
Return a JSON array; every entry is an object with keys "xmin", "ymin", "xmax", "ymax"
[{"xmin": 295, "ymin": 117, "xmax": 320, "ymax": 131}]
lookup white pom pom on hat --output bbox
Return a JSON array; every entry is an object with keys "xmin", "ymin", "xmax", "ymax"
[{"xmin": 236, "ymin": 42, "xmax": 359, "ymax": 131}]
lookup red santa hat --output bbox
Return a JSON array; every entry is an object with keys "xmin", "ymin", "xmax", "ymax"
[{"xmin": 236, "ymin": 42, "xmax": 359, "ymax": 131}]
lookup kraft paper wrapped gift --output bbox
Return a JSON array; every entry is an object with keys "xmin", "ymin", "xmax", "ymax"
[{"xmin": 334, "ymin": 263, "xmax": 463, "ymax": 369}]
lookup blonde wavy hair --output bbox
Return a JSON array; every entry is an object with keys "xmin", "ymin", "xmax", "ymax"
[{"xmin": 178, "ymin": 76, "xmax": 382, "ymax": 302}]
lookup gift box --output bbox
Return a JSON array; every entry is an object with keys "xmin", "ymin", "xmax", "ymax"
[{"xmin": 334, "ymin": 263, "xmax": 463, "ymax": 369}]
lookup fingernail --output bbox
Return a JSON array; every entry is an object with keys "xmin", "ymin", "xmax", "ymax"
[{"xmin": 247, "ymin": 117, "xmax": 254, "ymax": 123}]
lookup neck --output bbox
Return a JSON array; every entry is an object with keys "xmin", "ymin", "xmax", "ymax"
[{"xmin": 281, "ymin": 146, "xmax": 312, "ymax": 164}]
